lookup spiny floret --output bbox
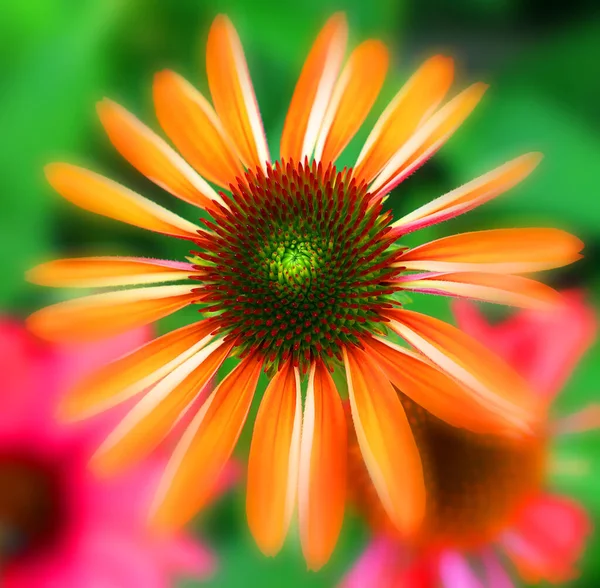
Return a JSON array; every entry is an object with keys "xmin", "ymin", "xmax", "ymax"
[{"xmin": 192, "ymin": 159, "xmax": 404, "ymax": 373}]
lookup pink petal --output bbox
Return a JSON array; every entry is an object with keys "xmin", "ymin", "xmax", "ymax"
[
  {"xmin": 341, "ymin": 537, "xmax": 435, "ymax": 588},
  {"xmin": 0, "ymin": 318, "xmax": 57, "ymax": 428},
  {"xmin": 480, "ymin": 548, "xmax": 515, "ymax": 588},
  {"xmin": 437, "ymin": 550, "xmax": 483, "ymax": 588},
  {"xmin": 160, "ymin": 535, "xmax": 216, "ymax": 577},
  {"xmin": 500, "ymin": 493, "xmax": 591, "ymax": 583},
  {"xmin": 75, "ymin": 528, "xmax": 171, "ymax": 588},
  {"xmin": 341, "ymin": 538, "xmax": 398, "ymax": 588},
  {"xmin": 86, "ymin": 455, "xmax": 165, "ymax": 526}
]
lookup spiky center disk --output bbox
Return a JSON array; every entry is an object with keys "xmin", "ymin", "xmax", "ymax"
[
  {"xmin": 192, "ymin": 159, "xmax": 403, "ymax": 373},
  {"xmin": 349, "ymin": 395, "xmax": 546, "ymax": 548},
  {"xmin": 0, "ymin": 454, "xmax": 64, "ymax": 562}
]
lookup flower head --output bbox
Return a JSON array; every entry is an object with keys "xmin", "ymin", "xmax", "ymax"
[
  {"xmin": 342, "ymin": 292, "xmax": 597, "ymax": 586},
  {"xmin": 27, "ymin": 13, "xmax": 582, "ymax": 569},
  {"xmin": 0, "ymin": 320, "xmax": 223, "ymax": 587}
]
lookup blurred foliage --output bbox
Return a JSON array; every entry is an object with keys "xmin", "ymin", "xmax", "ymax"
[{"xmin": 1, "ymin": 0, "xmax": 599, "ymax": 585}]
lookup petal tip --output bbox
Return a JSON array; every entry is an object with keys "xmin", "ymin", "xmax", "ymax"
[
  {"xmin": 558, "ymin": 231, "xmax": 585, "ymax": 257},
  {"xmin": 96, "ymin": 97, "xmax": 113, "ymax": 111},
  {"xmin": 44, "ymin": 162, "xmax": 67, "ymax": 184},
  {"xmin": 25, "ymin": 310, "xmax": 53, "ymax": 342},
  {"xmin": 209, "ymin": 13, "xmax": 233, "ymax": 36},
  {"xmin": 25, "ymin": 265, "xmax": 43, "ymax": 285},
  {"xmin": 330, "ymin": 11, "xmax": 348, "ymax": 24},
  {"xmin": 430, "ymin": 54, "xmax": 455, "ymax": 72},
  {"xmin": 148, "ymin": 496, "xmax": 190, "ymax": 535},
  {"xmin": 528, "ymin": 151, "xmax": 544, "ymax": 165},
  {"xmin": 153, "ymin": 69, "xmax": 177, "ymax": 87},
  {"xmin": 252, "ymin": 538, "xmax": 284, "ymax": 559},
  {"xmin": 364, "ymin": 38, "xmax": 389, "ymax": 61},
  {"xmin": 212, "ymin": 13, "xmax": 229, "ymax": 23},
  {"xmin": 306, "ymin": 559, "xmax": 326, "ymax": 573},
  {"xmin": 322, "ymin": 12, "xmax": 348, "ymax": 39},
  {"xmin": 96, "ymin": 98, "xmax": 123, "ymax": 123}
]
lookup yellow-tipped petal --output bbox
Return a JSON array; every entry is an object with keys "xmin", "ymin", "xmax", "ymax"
[
  {"xmin": 385, "ymin": 309, "xmax": 541, "ymax": 435},
  {"xmin": 151, "ymin": 355, "xmax": 263, "ymax": 530},
  {"xmin": 298, "ymin": 361, "xmax": 347, "ymax": 570},
  {"xmin": 397, "ymin": 272, "xmax": 562, "ymax": 309},
  {"xmin": 355, "ymin": 55, "xmax": 454, "ymax": 184},
  {"xmin": 371, "ymin": 83, "xmax": 488, "ymax": 196},
  {"xmin": 97, "ymin": 99, "xmax": 221, "ymax": 208},
  {"xmin": 344, "ymin": 345, "xmax": 425, "ymax": 536},
  {"xmin": 27, "ymin": 257, "xmax": 200, "ymax": 289},
  {"xmin": 280, "ymin": 13, "xmax": 348, "ymax": 162},
  {"xmin": 366, "ymin": 337, "xmax": 522, "ymax": 434},
  {"xmin": 314, "ymin": 40, "xmax": 388, "ymax": 165},
  {"xmin": 45, "ymin": 163, "xmax": 201, "ymax": 239},
  {"xmin": 396, "ymin": 228, "xmax": 584, "ymax": 274},
  {"xmin": 59, "ymin": 320, "xmax": 216, "ymax": 420},
  {"xmin": 153, "ymin": 70, "xmax": 244, "ymax": 188},
  {"xmin": 27, "ymin": 285, "xmax": 197, "ymax": 343},
  {"xmin": 393, "ymin": 153, "xmax": 543, "ymax": 234},
  {"xmin": 207, "ymin": 15, "xmax": 270, "ymax": 170},
  {"xmin": 92, "ymin": 338, "xmax": 233, "ymax": 475},
  {"xmin": 247, "ymin": 361, "xmax": 301, "ymax": 556}
]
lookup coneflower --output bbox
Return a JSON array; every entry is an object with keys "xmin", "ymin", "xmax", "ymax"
[{"xmin": 27, "ymin": 13, "xmax": 582, "ymax": 569}]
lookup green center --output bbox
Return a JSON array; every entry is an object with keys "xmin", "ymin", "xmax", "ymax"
[{"xmin": 270, "ymin": 239, "xmax": 324, "ymax": 293}]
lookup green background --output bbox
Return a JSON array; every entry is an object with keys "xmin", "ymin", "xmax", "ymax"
[{"xmin": 2, "ymin": 0, "xmax": 599, "ymax": 585}]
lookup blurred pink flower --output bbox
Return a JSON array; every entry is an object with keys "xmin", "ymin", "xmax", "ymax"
[
  {"xmin": 342, "ymin": 291, "xmax": 597, "ymax": 587},
  {"xmin": 0, "ymin": 319, "xmax": 230, "ymax": 587}
]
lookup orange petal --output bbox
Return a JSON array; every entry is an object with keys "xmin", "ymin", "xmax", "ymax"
[
  {"xmin": 207, "ymin": 15, "xmax": 269, "ymax": 171},
  {"xmin": 280, "ymin": 13, "xmax": 348, "ymax": 162},
  {"xmin": 343, "ymin": 345, "xmax": 425, "ymax": 536},
  {"xmin": 97, "ymin": 99, "xmax": 222, "ymax": 209},
  {"xmin": 59, "ymin": 320, "xmax": 216, "ymax": 420},
  {"xmin": 371, "ymin": 83, "xmax": 488, "ymax": 196},
  {"xmin": 384, "ymin": 309, "xmax": 540, "ymax": 434},
  {"xmin": 354, "ymin": 55, "xmax": 454, "ymax": 184},
  {"xmin": 365, "ymin": 336, "xmax": 527, "ymax": 434},
  {"xmin": 396, "ymin": 228, "xmax": 584, "ymax": 274},
  {"xmin": 45, "ymin": 164, "xmax": 201, "ymax": 239},
  {"xmin": 247, "ymin": 361, "xmax": 301, "ymax": 556},
  {"xmin": 27, "ymin": 285, "xmax": 197, "ymax": 343},
  {"xmin": 396, "ymin": 272, "xmax": 562, "ymax": 309},
  {"xmin": 92, "ymin": 338, "xmax": 233, "ymax": 475},
  {"xmin": 314, "ymin": 40, "xmax": 388, "ymax": 165},
  {"xmin": 393, "ymin": 153, "xmax": 543, "ymax": 234},
  {"xmin": 27, "ymin": 257, "xmax": 200, "ymax": 288},
  {"xmin": 151, "ymin": 354, "xmax": 264, "ymax": 530},
  {"xmin": 153, "ymin": 70, "xmax": 244, "ymax": 188},
  {"xmin": 298, "ymin": 361, "xmax": 347, "ymax": 571}
]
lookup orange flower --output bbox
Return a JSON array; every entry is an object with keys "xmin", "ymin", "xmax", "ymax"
[{"xmin": 27, "ymin": 14, "xmax": 582, "ymax": 569}]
